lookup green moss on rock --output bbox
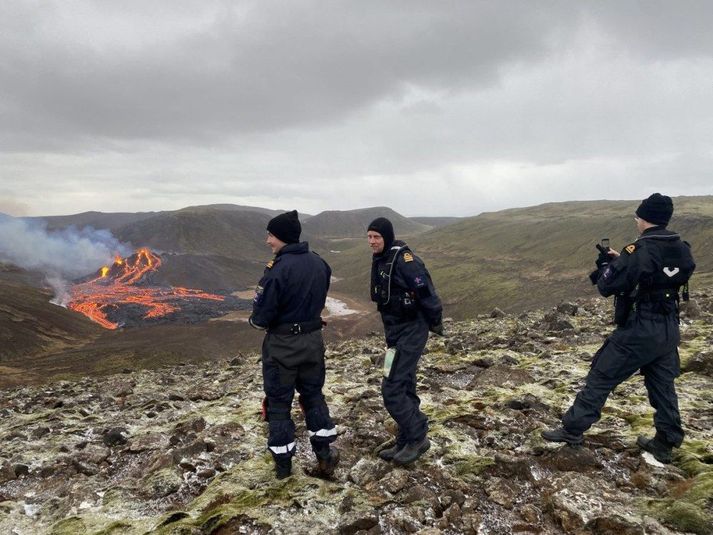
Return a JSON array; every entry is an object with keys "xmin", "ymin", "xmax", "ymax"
[
  {"xmin": 49, "ymin": 516, "xmax": 87, "ymax": 535},
  {"xmin": 676, "ymin": 440, "xmax": 713, "ymax": 477},
  {"xmin": 647, "ymin": 471, "xmax": 713, "ymax": 534},
  {"xmin": 652, "ymin": 500, "xmax": 711, "ymax": 534}
]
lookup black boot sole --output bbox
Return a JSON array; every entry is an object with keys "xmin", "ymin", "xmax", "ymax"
[
  {"xmin": 541, "ymin": 430, "xmax": 583, "ymax": 446},
  {"xmin": 636, "ymin": 436, "xmax": 672, "ymax": 464}
]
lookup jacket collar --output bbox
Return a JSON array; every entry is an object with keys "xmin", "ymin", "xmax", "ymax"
[
  {"xmin": 373, "ymin": 240, "xmax": 407, "ymax": 260},
  {"xmin": 277, "ymin": 242, "xmax": 309, "ymax": 256}
]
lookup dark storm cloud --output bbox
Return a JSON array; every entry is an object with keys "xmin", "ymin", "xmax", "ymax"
[
  {"xmin": 1, "ymin": 1, "xmax": 713, "ymax": 217},
  {"xmin": 0, "ymin": 1, "xmax": 577, "ymax": 146}
]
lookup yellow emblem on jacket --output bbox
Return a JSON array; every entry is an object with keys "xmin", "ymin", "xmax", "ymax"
[
  {"xmin": 266, "ymin": 260, "xmax": 274, "ymax": 269},
  {"xmin": 403, "ymin": 252, "xmax": 414, "ymax": 262},
  {"xmin": 625, "ymin": 244, "xmax": 636, "ymax": 255}
]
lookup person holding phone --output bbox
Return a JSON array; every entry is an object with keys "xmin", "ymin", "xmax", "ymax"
[
  {"xmin": 367, "ymin": 217, "xmax": 443, "ymax": 465},
  {"xmin": 542, "ymin": 194, "xmax": 695, "ymax": 463}
]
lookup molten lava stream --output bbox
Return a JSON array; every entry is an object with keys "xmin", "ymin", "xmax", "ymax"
[
  {"xmin": 69, "ymin": 302, "xmax": 119, "ymax": 330},
  {"xmin": 68, "ymin": 248, "xmax": 226, "ymax": 328}
]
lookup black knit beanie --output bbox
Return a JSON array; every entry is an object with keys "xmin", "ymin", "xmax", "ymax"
[
  {"xmin": 635, "ymin": 193, "xmax": 673, "ymax": 226},
  {"xmin": 267, "ymin": 210, "xmax": 301, "ymax": 244},
  {"xmin": 367, "ymin": 217, "xmax": 395, "ymax": 251}
]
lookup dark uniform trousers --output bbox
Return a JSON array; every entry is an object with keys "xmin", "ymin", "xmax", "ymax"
[
  {"xmin": 262, "ymin": 330, "xmax": 336, "ymax": 461},
  {"xmin": 383, "ymin": 315, "xmax": 430, "ymax": 445},
  {"xmin": 563, "ymin": 306, "xmax": 684, "ymax": 446}
]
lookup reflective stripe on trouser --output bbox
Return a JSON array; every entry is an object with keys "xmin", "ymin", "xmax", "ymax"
[
  {"xmin": 262, "ymin": 331, "xmax": 336, "ymax": 459},
  {"xmin": 562, "ymin": 313, "xmax": 683, "ymax": 446},
  {"xmin": 308, "ymin": 427, "xmax": 337, "ymax": 438},
  {"xmin": 268, "ymin": 442, "xmax": 296, "ymax": 455},
  {"xmin": 382, "ymin": 317, "xmax": 429, "ymax": 444},
  {"xmin": 300, "ymin": 393, "xmax": 337, "ymax": 458}
]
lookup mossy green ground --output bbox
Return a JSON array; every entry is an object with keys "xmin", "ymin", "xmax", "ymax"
[{"xmin": 2, "ymin": 306, "xmax": 709, "ymax": 534}]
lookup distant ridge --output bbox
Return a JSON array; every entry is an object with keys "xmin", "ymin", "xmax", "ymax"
[
  {"xmin": 178, "ymin": 204, "xmax": 313, "ymax": 219},
  {"xmin": 31, "ymin": 204, "xmax": 311, "ymax": 232},
  {"xmin": 31, "ymin": 211, "xmax": 158, "ymax": 232},
  {"xmin": 303, "ymin": 206, "xmax": 430, "ymax": 239},
  {"xmin": 410, "ymin": 216, "xmax": 463, "ymax": 228}
]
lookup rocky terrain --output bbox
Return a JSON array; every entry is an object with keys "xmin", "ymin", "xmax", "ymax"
[{"xmin": 1, "ymin": 294, "xmax": 712, "ymax": 534}]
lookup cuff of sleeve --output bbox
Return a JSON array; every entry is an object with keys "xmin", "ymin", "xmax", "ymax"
[{"xmin": 249, "ymin": 317, "xmax": 267, "ymax": 330}]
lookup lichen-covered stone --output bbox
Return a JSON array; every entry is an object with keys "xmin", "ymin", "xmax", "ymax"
[{"xmin": 1, "ymin": 294, "xmax": 711, "ymax": 534}]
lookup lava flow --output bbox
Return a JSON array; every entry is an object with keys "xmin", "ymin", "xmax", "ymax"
[{"xmin": 68, "ymin": 248, "xmax": 226, "ymax": 329}]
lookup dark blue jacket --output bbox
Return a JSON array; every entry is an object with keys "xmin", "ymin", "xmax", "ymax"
[
  {"xmin": 249, "ymin": 242, "xmax": 331, "ymax": 329},
  {"xmin": 371, "ymin": 240, "xmax": 442, "ymax": 327},
  {"xmin": 597, "ymin": 227, "xmax": 695, "ymax": 301}
]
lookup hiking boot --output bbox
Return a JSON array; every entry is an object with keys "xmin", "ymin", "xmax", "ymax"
[
  {"xmin": 541, "ymin": 427, "xmax": 583, "ymax": 445},
  {"xmin": 316, "ymin": 447, "xmax": 340, "ymax": 477},
  {"xmin": 275, "ymin": 457, "xmax": 292, "ymax": 479},
  {"xmin": 377, "ymin": 441, "xmax": 405, "ymax": 461},
  {"xmin": 392, "ymin": 437, "xmax": 430, "ymax": 465},
  {"xmin": 637, "ymin": 435, "xmax": 673, "ymax": 464}
]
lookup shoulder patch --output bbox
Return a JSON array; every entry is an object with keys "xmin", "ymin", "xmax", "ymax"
[
  {"xmin": 403, "ymin": 252, "xmax": 414, "ymax": 263},
  {"xmin": 624, "ymin": 244, "xmax": 636, "ymax": 255},
  {"xmin": 266, "ymin": 260, "xmax": 274, "ymax": 269}
]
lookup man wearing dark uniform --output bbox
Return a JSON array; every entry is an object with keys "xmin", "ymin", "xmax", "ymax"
[
  {"xmin": 543, "ymin": 194, "xmax": 695, "ymax": 463},
  {"xmin": 250, "ymin": 210, "xmax": 339, "ymax": 479},
  {"xmin": 367, "ymin": 217, "xmax": 443, "ymax": 465}
]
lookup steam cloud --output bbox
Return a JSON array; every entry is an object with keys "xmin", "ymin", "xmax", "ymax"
[{"xmin": 0, "ymin": 215, "xmax": 132, "ymax": 304}]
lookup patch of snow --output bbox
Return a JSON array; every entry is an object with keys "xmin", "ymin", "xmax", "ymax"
[
  {"xmin": 22, "ymin": 502, "xmax": 40, "ymax": 518},
  {"xmin": 324, "ymin": 297, "xmax": 358, "ymax": 317},
  {"xmin": 641, "ymin": 452, "xmax": 665, "ymax": 468}
]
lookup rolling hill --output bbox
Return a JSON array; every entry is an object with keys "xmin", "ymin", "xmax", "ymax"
[
  {"xmin": 303, "ymin": 206, "xmax": 431, "ymax": 239},
  {"xmin": 34, "ymin": 204, "xmax": 306, "ymax": 232},
  {"xmin": 326, "ymin": 196, "xmax": 713, "ymax": 317},
  {"xmin": 2, "ymin": 197, "xmax": 712, "ymax": 387}
]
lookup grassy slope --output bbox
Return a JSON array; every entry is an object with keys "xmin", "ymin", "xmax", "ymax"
[{"xmin": 327, "ymin": 196, "xmax": 713, "ymax": 318}]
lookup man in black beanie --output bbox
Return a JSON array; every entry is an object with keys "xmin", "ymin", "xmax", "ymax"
[
  {"xmin": 250, "ymin": 210, "xmax": 339, "ymax": 479},
  {"xmin": 543, "ymin": 194, "xmax": 695, "ymax": 463},
  {"xmin": 367, "ymin": 217, "xmax": 443, "ymax": 465},
  {"xmin": 266, "ymin": 210, "xmax": 301, "ymax": 245}
]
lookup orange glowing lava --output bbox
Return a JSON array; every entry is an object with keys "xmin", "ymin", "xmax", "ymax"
[{"xmin": 69, "ymin": 248, "xmax": 225, "ymax": 329}]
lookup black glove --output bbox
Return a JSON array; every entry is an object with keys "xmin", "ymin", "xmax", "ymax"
[
  {"xmin": 588, "ymin": 269, "xmax": 600, "ymax": 285},
  {"xmin": 429, "ymin": 322, "xmax": 444, "ymax": 336},
  {"xmin": 595, "ymin": 244, "xmax": 610, "ymax": 270}
]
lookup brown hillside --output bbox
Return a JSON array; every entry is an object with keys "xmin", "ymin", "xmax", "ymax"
[{"xmin": 327, "ymin": 196, "xmax": 713, "ymax": 318}]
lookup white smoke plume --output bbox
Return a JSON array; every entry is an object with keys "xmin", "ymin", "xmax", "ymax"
[
  {"xmin": 46, "ymin": 275, "xmax": 71, "ymax": 307},
  {"xmin": 0, "ymin": 215, "xmax": 132, "ymax": 303}
]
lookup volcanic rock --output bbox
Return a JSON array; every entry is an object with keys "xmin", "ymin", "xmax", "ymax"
[
  {"xmin": 13, "ymin": 463, "xmax": 30, "ymax": 478},
  {"xmin": 1, "ymin": 292, "xmax": 712, "ymax": 534},
  {"xmin": 540, "ymin": 311, "xmax": 575, "ymax": 331},
  {"xmin": 103, "ymin": 427, "xmax": 129, "ymax": 447},
  {"xmin": 541, "ymin": 445, "xmax": 602, "ymax": 473},
  {"xmin": 682, "ymin": 349, "xmax": 713, "ymax": 377},
  {"xmin": 680, "ymin": 299, "xmax": 702, "ymax": 319},
  {"xmin": 556, "ymin": 302, "xmax": 579, "ymax": 316},
  {"xmin": 349, "ymin": 458, "xmax": 386, "ymax": 485},
  {"xmin": 338, "ymin": 512, "xmax": 379, "ymax": 535}
]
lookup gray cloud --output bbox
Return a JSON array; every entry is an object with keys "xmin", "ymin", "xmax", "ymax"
[
  {"xmin": 1, "ymin": 1, "xmax": 713, "ymax": 216},
  {"xmin": 0, "ymin": 1, "xmax": 578, "ymax": 145}
]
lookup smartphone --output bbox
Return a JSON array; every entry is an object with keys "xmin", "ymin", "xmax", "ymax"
[{"xmin": 601, "ymin": 238, "xmax": 610, "ymax": 249}]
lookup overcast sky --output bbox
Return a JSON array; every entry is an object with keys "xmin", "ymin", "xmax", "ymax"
[{"xmin": 1, "ymin": 1, "xmax": 712, "ymax": 218}]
